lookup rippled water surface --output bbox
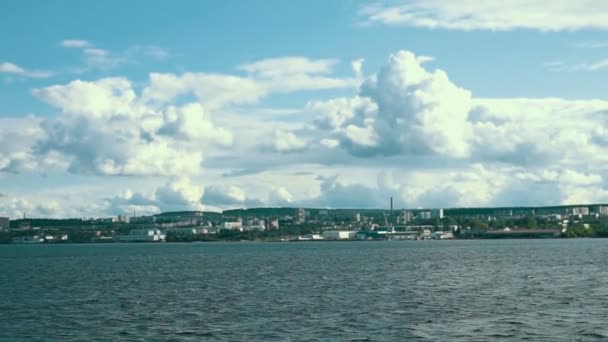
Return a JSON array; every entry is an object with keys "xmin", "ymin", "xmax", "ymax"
[{"xmin": 2, "ymin": 240, "xmax": 608, "ymax": 341}]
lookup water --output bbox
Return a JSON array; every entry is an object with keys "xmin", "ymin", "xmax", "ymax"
[{"xmin": 1, "ymin": 240, "xmax": 608, "ymax": 341}]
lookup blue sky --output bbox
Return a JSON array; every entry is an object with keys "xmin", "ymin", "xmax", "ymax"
[{"xmin": 2, "ymin": 1, "xmax": 608, "ymax": 218}]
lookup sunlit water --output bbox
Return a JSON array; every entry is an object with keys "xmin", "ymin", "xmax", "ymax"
[{"xmin": 2, "ymin": 240, "xmax": 608, "ymax": 341}]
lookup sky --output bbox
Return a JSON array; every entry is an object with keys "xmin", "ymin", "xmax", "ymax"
[{"xmin": 2, "ymin": 0, "xmax": 608, "ymax": 218}]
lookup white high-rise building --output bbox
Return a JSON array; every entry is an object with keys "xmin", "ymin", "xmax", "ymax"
[
  {"xmin": 401, "ymin": 211, "xmax": 412, "ymax": 224},
  {"xmin": 419, "ymin": 211, "xmax": 431, "ymax": 220},
  {"xmin": 430, "ymin": 209, "xmax": 444, "ymax": 219},
  {"xmin": 297, "ymin": 208, "xmax": 306, "ymax": 223},
  {"xmin": 571, "ymin": 207, "xmax": 589, "ymax": 216}
]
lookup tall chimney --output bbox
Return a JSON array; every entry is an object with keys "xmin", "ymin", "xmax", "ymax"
[{"xmin": 390, "ymin": 197, "xmax": 393, "ymax": 212}]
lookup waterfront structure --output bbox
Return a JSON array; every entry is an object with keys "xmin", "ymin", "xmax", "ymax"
[
  {"xmin": 296, "ymin": 234, "xmax": 323, "ymax": 241},
  {"xmin": 43, "ymin": 234, "xmax": 69, "ymax": 242},
  {"xmin": 401, "ymin": 225, "xmax": 435, "ymax": 232},
  {"xmin": 117, "ymin": 229, "xmax": 165, "ymax": 242},
  {"xmin": 422, "ymin": 229, "xmax": 432, "ymax": 239},
  {"xmin": 390, "ymin": 231, "xmax": 419, "ymax": 239},
  {"xmin": 0, "ymin": 217, "xmax": 9, "ymax": 231},
  {"xmin": 431, "ymin": 231, "xmax": 454, "ymax": 239},
  {"xmin": 482, "ymin": 229, "xmax": 561, "ymax": 238},
  {"xmin": 322, "ymin": 230, "xmax": 356, "ymax": 240},
  {"xmin": 12, "ymin": 236, "xmax": 44, "ymax": 244}
]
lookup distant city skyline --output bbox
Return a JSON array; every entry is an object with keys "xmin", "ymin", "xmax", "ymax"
[{"xmin": 2, "ymin": 1, "xmax": 608, "ymax": 218}]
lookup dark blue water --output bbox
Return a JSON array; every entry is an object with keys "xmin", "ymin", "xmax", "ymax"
[{"xmin": 1, "ymin": 240, "xmax": 608, "ymax": 341}]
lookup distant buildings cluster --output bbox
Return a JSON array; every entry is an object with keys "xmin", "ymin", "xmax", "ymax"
[{"xmin": 3, "ymin": 204, "xmax": 608, "ymax": 243}]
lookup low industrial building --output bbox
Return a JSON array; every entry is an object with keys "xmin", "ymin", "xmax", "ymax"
[
  {"xmin": 322, "ymin": 230, "xmax": 356, "ymax": 240},
  {"xmin": 482, "ymin": 229, "xmax": 561, "ymax": 239},
  {"xmin": 431, "ymin": 231, "xmax": 454, "ymax": 239},
  {"xmin": 117, "ymin": 229, "xmax": 166, "ymax": 242},
  {"xmin": 295, "ymin": 234, "xmax": 323, "ymax": 241}
]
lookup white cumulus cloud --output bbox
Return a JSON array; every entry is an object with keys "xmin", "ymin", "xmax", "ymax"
[
  {"xmin": 32, "ymin": 77, "xmax": 230, "ymax": 176},
  {"xmin": 316, "ymin": 51, "xmax": 472, "ymax": 158}
]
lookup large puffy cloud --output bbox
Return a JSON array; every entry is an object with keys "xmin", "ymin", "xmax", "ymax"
[
  {"xmin": 312, "ymin": 50, "xmax": 608, "ymax": 170},
  {"xmin": 0, "ymin": 197, "xmax": 64, "ymax": 218},
  {"xmin": 360, "ymin": 1, "xmax": 608, "ymax": 31},
  {"xmin": 359, "ymin": 51, "xmax": 472, "ymax": 157},
  {"xmin": 157, "ymin": 103, "xmax": 232, "ymax": 144},
  {"xmin": 0, "ymin": 116, "xmax": 66, "ymax": 173},
  {"xmin": 33, "ymin": 77, "xmax": 231, "ymax": 176},
  {"xmin": 469, "ymin": 98, "xmax": 608, "ymax": 167},
  {"xmin": 0, "ymin": 117, "xmax": 40, "ymax": 173},
  {"xmin": 155, "ymin": 177, "xmax": 206, "ymax": 211},
  {"xmin": 34, "ymin": 77, "xmax": 138, "ymax": 118},
  {"xmin": 314, "ymin": 51, "xmax": 473, "ymax": 157},
  {"xmin": 107, "ymin": 178, "xmax": 271, "ymax": 214}
]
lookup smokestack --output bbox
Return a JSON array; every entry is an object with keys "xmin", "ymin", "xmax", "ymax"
[{"xmin": 390, "ymin": 197, "xmax": 393, "ymax": 212}]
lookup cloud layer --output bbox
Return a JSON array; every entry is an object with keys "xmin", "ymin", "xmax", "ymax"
[
  {"xmin": 361, "ymin": 1, "xmax": 608, "ymax": 31},
  {"xmin": 2, "ymin": 49, "xmax": 608, "ymax": 217}
]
